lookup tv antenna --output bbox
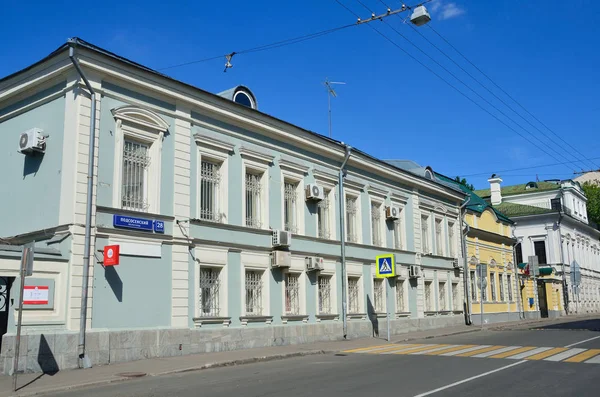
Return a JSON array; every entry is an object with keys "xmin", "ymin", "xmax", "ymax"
[{"xmin": 324, "ymin": 78, "xmax": 346, "ymax": 138}]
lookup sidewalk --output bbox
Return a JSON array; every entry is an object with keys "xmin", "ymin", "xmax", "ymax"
[{"xmin": 1, "ymin": 315, "xmax": 595, "ymax": 397}]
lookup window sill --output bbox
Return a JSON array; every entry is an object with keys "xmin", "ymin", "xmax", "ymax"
[
  {"xmin": 240, "ymin": 315, "xmax": 273, "ymax": 326},
  {"xmin": 396, "ymin": 312, "xmax": 411, "ymax": 318},
  {"xmin": 424, "ymin": 311, "xmax": 440, "ymax": 316},
  {"xmin": 347, "ymin": 313, "xmax": 367, "ymax": 320},
  {"xmin": 369, "ymin": 312, "xmax": 389, "ymax": 319},
  {"xmin": 438, "ymin": 310, "xmax": 453, "ymax": 315},
  {"xmin": 193, "ymin": 316, "xmax": 231, "ymax": 328},
  {"xmin": 281, "ymin": 314, "xmax": 309, "ymax": 324},
  {"xmin": 316, "ymin": 314, "xmax": 339, "ymax": 322}
]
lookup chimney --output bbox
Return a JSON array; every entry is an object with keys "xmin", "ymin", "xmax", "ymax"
[{"xmin": 488, "ymin": 174, "xmax": 503, "ymax": 205}]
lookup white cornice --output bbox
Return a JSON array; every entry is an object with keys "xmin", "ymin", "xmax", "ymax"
[
  {"xmin": 344, "ymin": 178, "xmax": 366, "ymax": 192},
  {"xmin": 367, "ymin": 185, "xmax": 388, "ymax": 198},
  {"xmin": 239, "ymin": 147, "xmax": 274, "ymax": 164},
  {"xmin": 278, "ymin": 159, "xmax": 309, "ymax": 174},
  {"xmin": 194, "ymin": 133, "xmax": 235, "ymax": 153},
  {"xmin": 313, "ymin": 169, "xmax": 338, "ymax": 186},
  {"xmin": 390, "ymin": 192, "xmax": 409, "ymax": 204}
]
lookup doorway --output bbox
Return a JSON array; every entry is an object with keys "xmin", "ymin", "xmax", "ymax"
[
  {"xmin": 0, "ymin": 277, "xmax": 14, "ymax": 353},
  {"xmin": 537, "ymin": 281, "xmax": 548, "ymax": 318}
]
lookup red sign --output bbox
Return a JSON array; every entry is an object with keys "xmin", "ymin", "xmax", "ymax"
[
  {"xmin": 103, "ymin": 245, "xmax": 120, "ymax": 266},
  {"xmin": 23, "ymin": 286, "xmax": 49, "ymax": 305}
]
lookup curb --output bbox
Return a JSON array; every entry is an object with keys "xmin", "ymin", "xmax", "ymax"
[{"xmin": 393, "ymin": 327, "xmax": 481, "ymax": 342}]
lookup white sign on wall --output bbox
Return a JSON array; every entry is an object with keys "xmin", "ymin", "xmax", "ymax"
[{"xmin": 22, "ymin": 286, "xmax": 49, "ymax": 305}]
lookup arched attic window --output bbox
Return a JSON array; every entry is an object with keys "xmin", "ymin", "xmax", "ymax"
[
  {"xmin": 233, "ymin": 90, "xmax": 255, "ymax": 108},
  {"xmin": 111, "ymin": 105, "xmax": 169, "ymax": 214}
]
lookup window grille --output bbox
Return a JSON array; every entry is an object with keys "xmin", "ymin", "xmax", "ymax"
[
  {"xmin": 425, "ymin": 281, "xmax": 433, "ymax": 311},
  {"xmin": 317, "ymin": 193, "xmax": 330, "ymax": 239},
  {"xmin": 421, "ymin": 216, "xmax": 429, "ymax": 253},
  {"xmin": 439, "ymin": 282, "xmax": 446, "ymax": 311},
  {"xmin": 371, "ymin": 203, "xmax": 382, "ymax": 246},
  {"xmin": 122, "ymin": 140, "xmax": 150, "ymax": 211},
  {"xmin": 507, "ymin": 275, "xmax": 513, "ymax": 301},
  {"xmin": 394, "ymin": 219, "xmax": 403, "ymax": 250},
  {"xmin": 200, "ymin": 160, "xmax": 221, "ymax": 222},
  {"xmin": 245, "ymin": 271, "xmax": 263, "ymax": 315},
  {"xmin": 448, "ymin": 222, "xmax": 455, "ymax": 257},
  {"xmin": 348, "ymin": 277, "xmax": 360, "ymax": 313},
  {"xmin": 245, "ymin": 173, "xmax": 262, "ymax": 228},
  {"xmin": 284, "ymin": 182, "xmax": 298, "ymax": 233},
  {"xmin": 452, "ymin": 283, "xmax": 459, "ymax": 310},
  {"xmin": 318, "ymin": 276, "xmax": 332, "ymax": 314},
  {"xmin": 436, "ymin": 219, "xmax": 443, "ymax": 256},
  {"xmin": 490, "ymin": 272, "xmax": 497, "ymax": 301},
  {"xmin": 470, "ymin": 271, "xmax": 477, "ymax": 301},
  {"xmin": 396, "ymin": 279, "xmax": 405, "ymax": 312},
  {"xmin": 199, "ymin": 268, "xmax": 220, "ymax": 316},
  {"xmin": 346, "ymin": 197, "xmax": 358, "ymax": 243},
  {"xmin": 499, "ymin": 274, "xmax": 505, "ymax": 301},
  {"xmin": 373, "ymin": 279, "xmax": 384, "ymax": 312},
  {"xmin": 285, "ymin": 273, "xmax": 300, "ymax": 315}
]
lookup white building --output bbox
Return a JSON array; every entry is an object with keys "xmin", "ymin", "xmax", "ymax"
[{"xmin": 476, "ymin": 177, "xmax": 600, "ymax": 316}]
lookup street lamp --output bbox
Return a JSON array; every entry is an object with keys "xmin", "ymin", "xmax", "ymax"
[{"xmin": 410, "ymin": 5, "xmax": 431, "ymax": 26}]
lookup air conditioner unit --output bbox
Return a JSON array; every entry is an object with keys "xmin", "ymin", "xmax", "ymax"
[
  {"xmin": 271, "ymin": 250, "xmax": 291, "ymax": 268},
  {"xmin": 18, "ymin": 128, "xmax": 46, "ymax": 154},
  {"xmin": 385, "ymin": 206, "xmax": 400, "ymax": 220},
  {"xmin": 452, "ymin": 259, "xmax": 460, "ymax": 269},
  {"xmin": 306, "ymin": 256, "xmax": 324, "ymax": 271},
  {"xmin": 272, "ymin": 230, "xmax": 292, "ymax": 247},
  {"xmin": 305, "ymin": 184, "xmax": 325, "ymax": 201},
  {"xmin": 409, "ymin": 265, "xmax": 421, "ymax": 278}
]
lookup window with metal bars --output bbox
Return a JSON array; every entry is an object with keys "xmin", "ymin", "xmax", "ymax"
[
  {"xmin": 439, "ymin": 282, "xmax": 446, "ymax": 311},
  {"xmin": 346, "ymin": 196, "xmax": 358, "ymax": 243},
  {"xmin": 245, "ymin": 270, "xmax": 263, "ymax": 315},
  {"xmin": 394, "ymin": 219, "xmax": 403, "ymax": 250},
  {"xmin": 348, "ymin": 277, "xmax": 360, "ymax": 313},
  {"xmin": 245, "ymin": 173, "xmax": 262, "ymax": 228},
  {"xmin": 317, "ymin": 191, "xmax": 330, "ymax": 239},
  {"xmin": 470, "ymin": 270, "xmax": 477, "ymax": 301},
  {"xmin": 318, "ymin": 276, "xmax": 332, "ymax": 314},
  {"xmin": 199, "ymin": 268, "xmax": 220, "ymax": 316},
  {"xmin": 285, "ymin": 273, "xmax": 300, "ymax": 315},
  {"xmin": 371, "ymin": 202, "xmax": 382, "ymax": 246},
  {"xmin": 425, "ymin": 281, "xmax": 433, "ymax": 311},
  {"xmin": 396, "ymin": 279, "xmax": 406, "ymax": 312},
  {"xmin": 452, "ymin": 283, "xmax": 459, "ymax": 310},
  {"xmin": 122, "ymin": 140, "xmax": 150, "ymax": 211},
  {"xmin": 490, "ymin": 272, "xmax": 497, "ymax": 301},
  {"xmin": 373, "ymin": 279, "xmax": 384, "ymax": 313},
  {"xmin": 284, "ymin": 182, "xmax": 298, "ymax": 233},
  {"xmin": 435, "ymin": 219, "xmax": 443, "ymax": 256},
  {"xmin": 499, "ymin": 274, "xmax": 505, "ymax": 301},
  {"xmin": 448, "ymin": 222, "xmax": 456, "ymax": 257},
  {"xmin": 421, "ymin": 215, "xmax": 430, "ymax": 254},
  {"xmin": 200, "ymin": 160, "xmax": 221, "ymax": 222},
  {"xmin": 507, "ymin": 275, "xmax": 513, "ymax": 301}
]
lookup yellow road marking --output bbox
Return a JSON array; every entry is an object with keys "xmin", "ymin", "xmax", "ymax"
[
  {"xmin": 424, "ymin": 345, "xmax": 477, "ymax": 356},
  {"xmin": 392, "ymin": 344, "xmax": 448, "ymax": 355},
  {"xmin": 369, "ymin": 344, "xmax": 426, "ymax": 354},
  {"xmin": 489, "ymin": 346, "xmax": 536, "ymax": 359},
  {"xmin": 456, "ymin": 346, "xmax": 505, "ymax": 357},
  {"xmin": 343, "ymin": 344, "xmax": 397, "ymax": 353},
  {"xmin": 564, "ymin": 349, "xmax": 600, "ymax": 363},
  {"xmin": 525, "ymin": 347, "xmax": 569, "ymax": 361}
]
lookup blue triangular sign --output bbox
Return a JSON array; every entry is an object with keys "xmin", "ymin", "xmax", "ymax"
[{"xmin": 380, "ymin": 259, "xmax": 392, "ymax": 273}]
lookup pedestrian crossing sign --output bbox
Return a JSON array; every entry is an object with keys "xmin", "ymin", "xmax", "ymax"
[{"xmin": 376, "ymin": 254, "xmax": 396, "ymax": 278}]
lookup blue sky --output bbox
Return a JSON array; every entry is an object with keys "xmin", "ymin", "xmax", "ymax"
[{"xmin": 1, "ymin": 0, "xmax": 599, "ymax": 189}]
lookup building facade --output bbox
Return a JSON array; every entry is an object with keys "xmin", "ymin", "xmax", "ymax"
[
  {"xmin": 476, "ymin": 177, "xmax": 600, "ymax": 319},
  {"xmin": 0, "ymin": 39, "xmax": 466, "ymax": 374}
]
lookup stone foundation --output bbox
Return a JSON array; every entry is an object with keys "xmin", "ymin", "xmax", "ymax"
[
  {"xmin": 470, "ymin": 312, "xmax": 522, "ymax": 325},
  {"xmin": 1, "ymin": 316, "xmax": 464, "ymax": 374}
]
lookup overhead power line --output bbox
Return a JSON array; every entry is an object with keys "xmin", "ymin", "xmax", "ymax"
[
  {"xmin": 334, "ymin": 0, "xmax": 578, "ymax": 172},
  {"xmin": 458, "ymin": 156, "xmax": 600, "ymax": 178}
]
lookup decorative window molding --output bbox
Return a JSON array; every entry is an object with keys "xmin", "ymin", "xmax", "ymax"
[
  {"xmin": 390, "ymin": 191, "xmax": 409, "ymax": 205},
  {"xmin": 281, "ymin": 163, "xmax": 306, "ymax": 235},
  {"xmin": 111, "ymin": 106, "xmax": 169, "ymax": 133},
  {"xmin": 193, "ymin": 133, "xmax": 235, "ymax": 153},
  {"xmin": 344, "ymin": 178, "xmax": 367, "ymax": 192},
  {"xmin": 367, "ymin": 185, "xmax": 388, "ymax": 199},
  {"xmin": 345, "ymin": 193, "xmax": 360, "ymax": 244},
  {"xmin": 239, "ymin": 147, "xmax": 274, "ymax": 164},
  {"xmin": 313, "ymin": 169, "xmax": 338, "ymax": 188},
  {"xmin": 370, "ymin": 198, "xmax": 385, "ymax": 247},
  {"xmin": 242, "ymin": 153, "xmax": 271, "ymax": 230},
  {"xmin": 279, "ymin": 158, "xmax": 310, "ymax": 175},
  {"xmin": 197, "ymin": 139, "xmax": 229, "ymax": 223}
]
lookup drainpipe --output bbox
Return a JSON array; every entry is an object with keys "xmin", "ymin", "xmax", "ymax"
[
  {"xmin": 69, "ymin": 40, "xmax": 96, "ymax": 369},
  {"xmin": 459, "ymin": 196, "xmax": 472, "ymax": 325},
  {"xmin": 338, "ymin": 144, "xmax": 352, "ymax": 339}
]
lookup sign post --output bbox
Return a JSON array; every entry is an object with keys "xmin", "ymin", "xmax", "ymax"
[
  {"xmin": 571, "ymin": 261, "xmax": 581, "ymax": 314},
  {"xmin": 476, "ymin": 264, "xmax": 487, "ymax": 329},
  {"xmin": 13, "ymin": 242, "xmax": 34, "ymax": 391},
  {"xmin": 375, "ymin": 254, "xmax": 396, "ymax": 342}
]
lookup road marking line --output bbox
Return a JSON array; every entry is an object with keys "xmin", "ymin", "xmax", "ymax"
[
  {"xmin": 489, "ymin": 346, "xmax": 537, "ymax": 359},
  {"xmin": 544, "ymin": 348, "xmax": 586, "ymax": 362},
  {"xmin": 424, "ymin": 345, "xmax": 477, "ymax": 356},
  {"xmin": 440, "ymin": 345, "xmax": 491, "ymax": 356},
  {"xmin": 456, "ymin": 345, "xmax": 503, "ymax": 357},
  {"xmin": 584, "ymin": 355, "xmax": 600, "ymax": 364},
  {"xmin": 413, "ymin": 360, "xmax": 527, "ymax": 397},
  {"xmin": 564, "ymin": 349, "xmax": 600, "ymax": 363},
  {"xmin": 525, "ymin": 347, "xmax": 568, "ymax": 361},
  {"xmin": 391, "ymin": 345, "xmax": 449, "ymax": 355},
  {"xmin": 412, "ymin": 345, "xmax": 461, "ymax": 355},
  {"xmin": 564, "ymin": 335, "xmax": 600, "ymax": 348},
  {"xmin": 507, "ymin": 347, "xmax": 553, "ymax": 360},
  {"xmin": 345, "ymin": 344, "xmax": 407, "ymax": 353},
  {"xmin": 370, "ymin": 344, "xmax": 426, "ymax": 354},
  {"xmin": 472, "ymin": 346, "xmax": 521, "ymax": 358}
]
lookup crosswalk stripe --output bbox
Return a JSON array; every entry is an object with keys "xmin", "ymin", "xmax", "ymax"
[
  {"xmin": 488, "ymin": 346, "xmax": 536, "ymax": 359},
  {"xmin": 472, "ymin": 346, "xmax": 521, "ymax": 358},
  {"xmin": 584, "ymin": 354, "xmax": 600, "ymax": 364},
  {"xmin": 412, "ymin": 345, "xmax": 461, "ymax": 355},
  {"xmin": 369, "ymin": 345, "xmax": 425, "ymax": 354},
  {"xmin": 544, "ymin": 348, "xmax": 586, "ymax": 362},
  {"xmin": 456, "ymin": 346, "xmax": 504, "ymax": 357},
  {"xmin": 346, "ymin": 344, "xmax": 409, "ymax": 353},
  {"xmin": 525, "ymin": 347, "xmax": 568, "ymax": 361},
  {"xmin": 391, "ymin": 345, "xmax": 449, "ymax": 355},
  {"xmin": 564, "ymin": 349, "xmax": 600, "ymax": 363},
  {"xmin": 424, "ymin": 345, "xmax": 477, "ymax": 356},
  {"xmin": 440, "ymin": 345, "xmax": 491, "ymax": 356},
  {"xmin": 507, "ymin": 347, "xmax": 553, "ymax": 360}
]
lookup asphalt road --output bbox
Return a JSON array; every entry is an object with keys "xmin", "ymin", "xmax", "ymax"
[{"xmin": 47, "ymin": 318, "xmax": 600, "ymax": 397}]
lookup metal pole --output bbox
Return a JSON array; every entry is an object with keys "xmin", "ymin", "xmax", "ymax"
[
  {"xmin": 328, "ymin": 91, "xmax": 332, "ymax": 139},
  {"xmin": 386, "ymin": 279, "xmax": 391, "ymax": 342},
  {"xmin": 12, "ymin": 248, "xmax": 29, "ymax": 391},
  {"xmin": 338, "ymin": 145, "xmax": 352, "ymax": 339},
  {"xmin": 69, "ymin": 41, "xmax": 96, "ymax": 369}
]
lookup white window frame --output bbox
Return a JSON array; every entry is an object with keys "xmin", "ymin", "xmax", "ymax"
[
  {"xmin": 396, "ymin": 278, "xmax": 408, "ymax": 313},
  {"xmin": 452, "ymin": 282, "xmax": 460, "ymax": 311},
  {"xmin": 490, "ymin": 271, "xmax": 497, "ymax": 302},
  {"xmin": 421, "ymin": 214, "xmax": 431, "ymax": 254},
  {"xmin": 345, "ymin": 194, "xmax": 360, "ymax": 244},
  {"xmin": 318, "ymin": 274, "xmax": 333, "ymax": 315},
  {"xmin": 373, "ymin": 278, "xmax": 385, "ymax": 313},
  {"xmin": 196, "ymin": 264, "xmax": 227, "ymax": 318},
  {"xmin": 347, "ymin": 273, "xmax": 363, "ymax": 314},
  {"xmin": 279, "ymin": 160, "xmax": 308, "ymax": 235},
  {"xmin": 370, "ymin": 199, "xmax": 385, "ymax": 247},
  {"xmin": 112, "ymin": 106, "xmax": 169, "ymax": 213},
  {"xmin": 390, "ymin": 204, "xmax": 406, "ymax": 251},
  {"xmin": 470, "ymin": 270, "xmax": 477, "ymax": 301},
  {"xmin": 439, "ymin": 281, "xmax": 447, "ymax": 311},
  {"xmin": 448, "ymin": 220, "xmax": 456, "ymax": 258},
  {"xmin": 313, "ymin": 171, "xmax": 338, "ymax": 240},
  {"xmin": 425, "ymin": 280, "xmax": 434, "ymax": 312},
  {"xmin": 435, "ymin": 217, "xmax": 444, "ymax": 256},
  {"xmin": 243, "ymin": 268, "xmax": 268, "ymax": 316},
  {"xmin": 507, "ymin": 274, "xmax": 514, "ymax": 301},
  {"xmin": 284, "ymin": 271, "xmax": 302, "ymax": 315},
  {"xmin": 499, "ymin": 273, "xmax": 505, "ymax": 302},
  {"xmin": 241, "ymin": 148, "xmax": 273, "ymax": 230}
]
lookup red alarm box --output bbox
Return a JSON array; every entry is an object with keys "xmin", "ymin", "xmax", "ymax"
[{"xmin": 103, "ymin": 245, "xmax": 120, "ymax": 266}]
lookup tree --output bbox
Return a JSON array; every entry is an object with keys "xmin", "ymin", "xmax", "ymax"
[
  {"xmin": 582, "ymin": 182, "xmax": 600, "ymax": 226},
  {"xmin": 454, "ymin": 176, "xmax": 475, "ymax": 191}
]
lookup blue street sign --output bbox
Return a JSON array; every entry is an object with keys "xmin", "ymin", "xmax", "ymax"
[
  {"xmin": 154, "ymin": 220, "xmax": 165, "ymax": 233},
  {"xmin": 113, "ymin": 215, "xmax": 154, "ymax": 232},
  {"xmin": 375, "ymin": 254, "xmax": 396, "ymax": 278}
]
